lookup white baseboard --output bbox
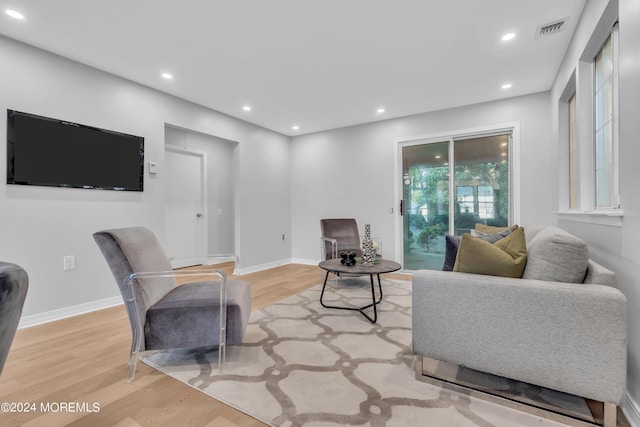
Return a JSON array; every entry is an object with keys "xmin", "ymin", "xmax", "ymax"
[
  {"xmin": 237, "ymin": 259, "xmax": 292, "ymax": 275},
  {"xmin": 18, "ymin": 296, "xmax": 123, "ymax": 329},
  {"xmin": 291, "ymin": 258, "xmax": 320, "ymax": 266},
  {"xmin": 624, "ymin": 392, "xmax": 640, "ymax": 427}
]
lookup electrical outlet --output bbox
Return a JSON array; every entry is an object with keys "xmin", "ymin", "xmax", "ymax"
[{"xmin": 63, "ymin": 255, "xmax": 76, "ymax": 270}]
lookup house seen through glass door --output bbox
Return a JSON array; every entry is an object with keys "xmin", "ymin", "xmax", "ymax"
[{"xmin": 401, "ymin": 133, "xmax": 511, "ymax": 271}]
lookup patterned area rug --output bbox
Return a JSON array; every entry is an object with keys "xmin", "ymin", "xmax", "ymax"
[{"xmin": 141, "ymin": 278, "xmax": 592, "ymax": 426}]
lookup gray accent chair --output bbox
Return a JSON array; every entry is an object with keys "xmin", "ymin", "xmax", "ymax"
[
  {"xmin": 412, "ymin": 225, "xmax": 627, "ymax": 427},
  {"xmin": 320, "ymin": 218, "xmax": 362, "ymax": 260},
  {"xmin": 0, "ymin": 262, "xmax": 28, "ymax": 374},
  {"xmin": 93, "ymin": 227, "xmax": 251, "ymax": 383}
]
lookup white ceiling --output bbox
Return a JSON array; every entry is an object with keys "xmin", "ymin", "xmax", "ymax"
[{"xmin": 0, "ymin": 0, "xmax": 586, "ymax": 136}]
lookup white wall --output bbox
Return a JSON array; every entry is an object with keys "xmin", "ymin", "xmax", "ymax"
[
  {"xmin": 290, "ymin": 91, "xmax": 553, "ymax": 263},
  {"xmin": 550, "ymin": 0, "xmax": 640, "ymax": 422},
  {"xmin": 0, "ymin": 36, "xmax": 291, "ymax": 322}
]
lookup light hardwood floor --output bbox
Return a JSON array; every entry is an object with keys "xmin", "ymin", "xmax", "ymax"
[{"xmin": 0, "ymin": 264, "xmax": 629, "ymax": 426}]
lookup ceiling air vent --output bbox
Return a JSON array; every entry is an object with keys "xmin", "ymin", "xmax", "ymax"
[{"xmin": 535, "ymin": 17, "xmax": 568, "ymax": 39}]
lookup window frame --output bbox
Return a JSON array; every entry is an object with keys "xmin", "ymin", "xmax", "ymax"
[
  {"xmin": 568, "ymin": 92, "xmax": 578, "ymax": 210},
  {"xmin": 593, "ymin": 26, "xmax": 620, "ymax": 210},
  {"xmin": 556, "ymin": 12, "xmax": 622, "ymax": 227}
]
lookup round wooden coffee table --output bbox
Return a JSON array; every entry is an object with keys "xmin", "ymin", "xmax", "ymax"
[{"xmin": 318, "ymin": 258, "xmax": 402, "ymax": 323}]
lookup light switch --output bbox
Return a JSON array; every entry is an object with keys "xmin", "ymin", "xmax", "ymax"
[
  {"xmin": 63, "ymin": 255, "xmax": 76, "ymax": 270},
  {"xmin": 149, "ymin": 161, "xmax": 158, "ymax": 174}
]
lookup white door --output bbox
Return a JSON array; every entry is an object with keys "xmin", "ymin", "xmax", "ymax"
[{"xmin": 165, "ymin": 148, "xmax": 206, "ymax": 267}]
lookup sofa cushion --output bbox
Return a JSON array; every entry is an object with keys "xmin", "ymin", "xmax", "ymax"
[
  {"xmin": 442, "ymin": 235, "xmax": 462, "ymax": 271},
  {"xmin": 522, "ymin": 227, "xmax": 589, "ymax": 283},
  {"xmin": 453, "ymin": 227, "xmax": 527, "ymax": 278},
  {"xmin": 521, "ymin": 223, "xmax": 546, "ymax": 245},
  {"xmin": 442, "ymin": 229, "xmax": 513, "ymax": 271},
  {"xmin": 474, "ymin": 223, "xmax": 519, "ymax": 234}
]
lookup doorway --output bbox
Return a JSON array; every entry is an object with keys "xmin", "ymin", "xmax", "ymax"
[
  {"xmin": 399, "ymin": 128, "xmax": 517, "ymax": 271},
  {"xmin": 164, "ymin": 125, "xmax": 237, "ymax": 263}
]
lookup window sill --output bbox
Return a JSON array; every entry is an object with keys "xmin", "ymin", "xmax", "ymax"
[{"xmin": 554, "ymin": 210, "xmax": 624, "ymax": 227}]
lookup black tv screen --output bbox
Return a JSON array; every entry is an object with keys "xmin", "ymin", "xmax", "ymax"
[{"xmin": 6, "ymin": 109, "xmax": 144, "ymax": 191}]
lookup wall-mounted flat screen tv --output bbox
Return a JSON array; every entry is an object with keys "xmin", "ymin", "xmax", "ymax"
[{"xmin": 6, "ymin": 109, "xmax": 144, "ymax": 191}]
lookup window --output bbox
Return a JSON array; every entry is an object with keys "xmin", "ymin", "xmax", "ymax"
[
  {"xmin": 593, "ymin": 27, "xmax": 619, "ymax": 209},
  {"xmin": 477, "ymin": 185, "xmax": 495, "ymax": 219},
  {"xmin": 568, "ymin": 92, "xmax": 578, "ymax": 209},
  {"xmin": 556, "ymin": 4, "xmax": 621, "ymax": 226},
  {"xmin": 456, "ymin": 186, "xmax": 474, "ymax": 214},
  {"xmin": 455, "ymin": 185, "xmax": 495, "ymax": 219}
]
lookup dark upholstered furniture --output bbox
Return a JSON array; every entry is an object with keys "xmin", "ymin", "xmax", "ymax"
[
  {"xmin": 320, "ymin": 218, "xmax": 362, "ymax": 261},
  {"xmin": 0, "ymin": 262, "xmax": 28, "ymax": 374},
  {"xmin": 93, "ymin": 227, "xmax": 250, "ymax": 383}
]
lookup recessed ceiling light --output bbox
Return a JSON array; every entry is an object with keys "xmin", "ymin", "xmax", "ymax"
[
  {"xmin": 501, "ymin": 83, "xmax": 512, "ymax": 89},
  {"xmin": 502, "ymin": 33, "xmax": 516, "ymax": 41},
  {"xmin": 161, "ymin": 73, "xmax": 173, "ymax": 80},
  {"xmin": 6, "ymin": 9, "xmax": 24, "ymax": 20},
  {"xmin": 376, "ymin": 108, "xmax": 385, "ymax": 114},
  {"xmin": 292, "ymin": 125, "xmax": 300, "ymax": 130},
  {"xmin": 242, "ymin": 106, "xmax": 251, "ymax": 111}
]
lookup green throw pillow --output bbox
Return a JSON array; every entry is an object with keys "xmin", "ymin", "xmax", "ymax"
[
  {"xmin": 453, "ymin": 227, "xmax": 527, "ymax": 278},
  {"xmin": 474, "ymin": 223, "xmax": 519, "ymax": 234}
]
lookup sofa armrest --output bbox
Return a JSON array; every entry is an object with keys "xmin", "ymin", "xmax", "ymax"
[{"xmin": 412, "ymin": 270, "xmax": 627, "ymax": 404}]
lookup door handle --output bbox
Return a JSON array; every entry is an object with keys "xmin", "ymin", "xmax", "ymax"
[{"xmin": 196, "ymin": 213, "xmax": 202, "ymax": 218}]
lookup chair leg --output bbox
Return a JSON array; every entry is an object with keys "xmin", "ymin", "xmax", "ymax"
[
  {"xmin": 414, "ymin": 355, "xmax": 423, "ymax": 379},
  {"xmin": 126, "ymin": 352, "xmax": 138, "ymax": 384},
  {"xmin": 218, "ymin": 342, "xmax": 226, "ymax": 372},
  {"xmin": 603, "ymin": 402, "xmax": 616, "ymax": 427}
]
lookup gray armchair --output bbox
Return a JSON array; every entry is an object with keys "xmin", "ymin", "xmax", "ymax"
[
  {"xmin": 320, "ymin": 218, "xmax": 362, "ymax": 261},
  {"xmin": 93, "ymin": 227, "xmax": 251, "ymax": 383},
  {"xmin": 0, "ymin": 262, "xmax": 28, "ymax": 374}
]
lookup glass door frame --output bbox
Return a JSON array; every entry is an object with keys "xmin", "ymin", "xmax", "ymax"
[{"xmin": 393, "ymin": 122, "xmax": 521, "ymax": 271}]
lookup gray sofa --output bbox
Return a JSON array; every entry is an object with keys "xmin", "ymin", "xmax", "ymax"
[{"xmin": 412, "ymin": 225, "xmax": 627, "ymax": 426}]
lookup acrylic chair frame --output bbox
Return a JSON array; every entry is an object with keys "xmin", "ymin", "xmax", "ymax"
[
  {"xmin": 320, "ymin": 236, "xmax": 339, "ymax": 261},
  {"xmin": 122, "ymin": 254, "xmax": 240, "ymax": 383}
]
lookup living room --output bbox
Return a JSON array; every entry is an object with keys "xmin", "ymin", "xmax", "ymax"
[{"xmin": 1, "ymin": 0, "xmax": 639, "ymax": 426}]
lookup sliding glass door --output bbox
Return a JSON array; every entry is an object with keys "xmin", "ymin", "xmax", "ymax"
[
  {"xmin": 402, "ymin": 141, "xmax": 450, "ymax": 270},
  {"xmin": 401, "ymin": 133, "xmax": 511, "ymax": 271}
]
